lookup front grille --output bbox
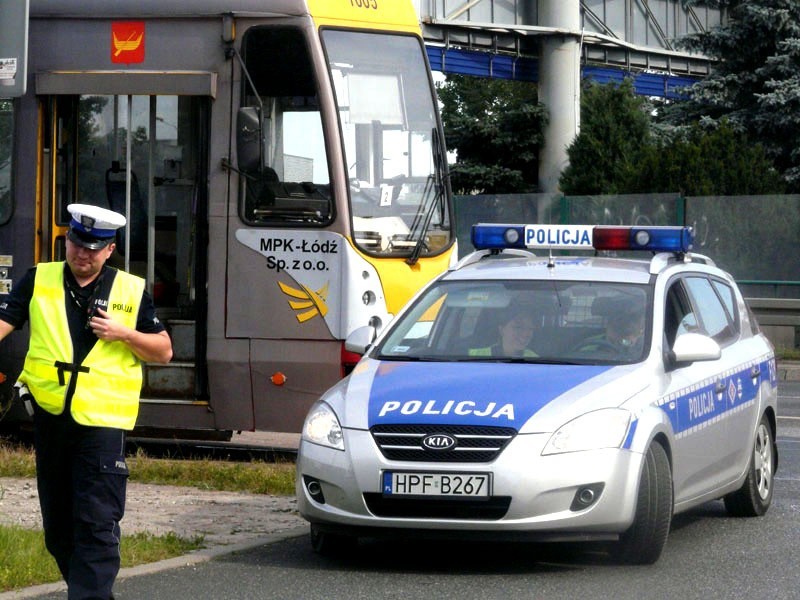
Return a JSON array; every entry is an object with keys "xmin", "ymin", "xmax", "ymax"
[
  {"xmin": 371, "ymin": 424, "xmax": 516, "ymax": 463},
  {"xmin": 363, "ymin": 493, "xmax": 511, "ymax": 520}
]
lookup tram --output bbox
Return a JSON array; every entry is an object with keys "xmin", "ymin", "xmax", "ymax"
[{"xmin": 0, "ymin": 0, "xmax": 455, "ymax": 435}]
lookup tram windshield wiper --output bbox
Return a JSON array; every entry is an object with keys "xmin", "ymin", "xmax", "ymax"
[{"xmin": 406, "ymin": 127, "xmax": 446, "ymax": 266}]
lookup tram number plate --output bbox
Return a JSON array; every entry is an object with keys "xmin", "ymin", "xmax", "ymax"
[{"xmin": 382, "ymin": 472, "xmax": 490, "ymax": 497}]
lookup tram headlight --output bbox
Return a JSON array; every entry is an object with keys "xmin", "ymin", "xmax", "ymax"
[{"xmin": 302, "ymin": 401, "xmax": 344, "ymax": 451}]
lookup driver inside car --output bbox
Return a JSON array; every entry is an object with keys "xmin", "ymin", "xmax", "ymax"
[{"xmin": 576, "ymin": 307, "xmax": 645, "ymax": 360}]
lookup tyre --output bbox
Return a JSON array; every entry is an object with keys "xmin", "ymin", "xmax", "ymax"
[
  {"xmin": 309, "ymin": 523, "xmax": 357, "ymax": 557},
  {"xmin": 615, "ymin": 441, "xmax": 673, "ymax": 565},
  {"xmin": 724, "ymin": 413, "xmax": 775, "ymax": 517}
]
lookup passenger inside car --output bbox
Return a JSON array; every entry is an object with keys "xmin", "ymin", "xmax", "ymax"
[{"xmin": 469, "ymin": 307, "xmax": 538, "ymax": 358}]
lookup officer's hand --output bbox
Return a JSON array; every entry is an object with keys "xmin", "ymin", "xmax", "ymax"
[{"xmin": 88, "ymin": 308, "xmax": 129, "ymax": 342}]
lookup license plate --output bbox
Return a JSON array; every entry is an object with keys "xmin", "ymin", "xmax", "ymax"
[{"xmin": 382, "ymin": 471, "xmax": 490, "ymax": 497}]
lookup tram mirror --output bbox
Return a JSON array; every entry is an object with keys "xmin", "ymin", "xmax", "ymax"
[{"xmin": 237, "ymin": 106, "xmax": 263, "ymax": 172}]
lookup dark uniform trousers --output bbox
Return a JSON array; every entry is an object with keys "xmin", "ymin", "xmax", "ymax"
[{"xmin": 33, "ymin": 404, "xmax": 128, "ymax": 600}]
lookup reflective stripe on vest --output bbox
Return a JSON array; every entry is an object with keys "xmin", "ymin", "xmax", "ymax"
[{"xmin": 20, "ymin": 262, "xmax": 145, "ymax": 430}]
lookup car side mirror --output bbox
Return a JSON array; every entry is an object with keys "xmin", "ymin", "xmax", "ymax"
[
  {"xmin": 667, "ymin": 332, "xmax": 721, "ymax": 369},
  {"xmin": 345, "ymin": 325, "xmax": 377, "ymax": 355}
]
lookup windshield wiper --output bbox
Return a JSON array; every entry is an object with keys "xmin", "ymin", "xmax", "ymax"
[
  {"xmin": 452, "ymin": 357, "xmax": 584, "ymax": 365},
  {"xmin": 406, "ymin": 127, "xmax": 447, "ymax": 266},
  {"xmin": 523, "ymin": 358, "xmax": 584, "ymax": 365},
  {"xmin": 376, "ymin": 355, "xmax": 443, "ymax": 362}
]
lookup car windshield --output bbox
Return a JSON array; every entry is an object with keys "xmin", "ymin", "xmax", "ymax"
[{"xmin": 375, "ymin": 280, "xmax": 651, "ymax": 365}]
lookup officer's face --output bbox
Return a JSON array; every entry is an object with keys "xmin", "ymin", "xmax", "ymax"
[{"xmin": 65, "ymin": 239, "xmax": 115, "ymax": 283}]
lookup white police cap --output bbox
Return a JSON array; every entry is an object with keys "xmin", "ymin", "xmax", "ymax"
[{"xmin": 66, "ymin": 203, "xmax": 127, "ymax": 250}]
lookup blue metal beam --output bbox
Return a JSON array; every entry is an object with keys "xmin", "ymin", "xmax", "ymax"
[
  {"xmin": 426, "ymin": 46, "xmax": 699, "ymax": 99},
  {"xmin": 426, "ymin": 46, "xmax": 538, "ymax": 81}
]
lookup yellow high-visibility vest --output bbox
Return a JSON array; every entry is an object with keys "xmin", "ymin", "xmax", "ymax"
[{"xmin": 20, "ymin": 262, "xmax": 145, "ymax": 430}]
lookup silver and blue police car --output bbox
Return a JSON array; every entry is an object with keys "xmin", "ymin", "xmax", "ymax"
[{"xmin": 296, "ymin": 224, "xmax": 778, "ymax": 564}]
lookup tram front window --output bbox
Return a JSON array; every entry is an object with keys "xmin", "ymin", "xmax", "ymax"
[
  {"xmin": 323, "ymin": 30, "xmax": 451, "ymax": 257},
  {"xmin": 0, "ymin": 99, "xmax": 12, "ymax": 225}
]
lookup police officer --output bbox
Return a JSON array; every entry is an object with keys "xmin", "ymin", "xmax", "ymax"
[
  {"xmin": 468, "ymin": 306, "xmax": 539, "ymax": 358},
  {"xmin": 0, "ymin": 204, "xmax": 173, "ymax": 600}
]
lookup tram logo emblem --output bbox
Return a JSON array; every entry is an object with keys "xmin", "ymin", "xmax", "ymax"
[
  {"xmin": 278, "ymin": 281, "xmax": 330, "ymax": 323},
  {"xmin": 111, "ymin": 22, "xmax": 145, "ymax": 64}
]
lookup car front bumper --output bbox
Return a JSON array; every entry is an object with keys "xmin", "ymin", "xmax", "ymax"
[{"xmin": 296, "ymin": 428, "xmax": 645, "ymax": 541}]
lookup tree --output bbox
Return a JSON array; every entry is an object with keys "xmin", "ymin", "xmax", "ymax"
[
  {"xmin": 559, "ymin": 80, "xmax": 653, "ymax": 195},
  {"xmin": 626, "ymin": 121, "xmax": 784, "ymax": 195},
  {"xmin": 560, "ymin": 79, "xmax": 784, "ymax": 196},
  {"xmin": 667, "ymin": 0, "xmax": 800, "ymax": 190},
  {"xmin": 437, "ymin": 74, "xmax": 547, "ymax": 194}
]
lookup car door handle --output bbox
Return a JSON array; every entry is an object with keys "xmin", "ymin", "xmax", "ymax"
[
  {"xmin": 715, "ymin": 381, "xmax": 726, "ymax": 393},
  {"xmin": 750, "ymin": 366, "xmax": 761, "ymax": 378}
]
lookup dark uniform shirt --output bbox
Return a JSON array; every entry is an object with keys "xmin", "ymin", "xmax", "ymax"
[{"xmin": 0, "ymin": 264, "xmax": 165, "ymax": 400}]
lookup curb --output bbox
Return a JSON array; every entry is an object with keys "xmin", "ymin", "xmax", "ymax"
[{"xmin": 0, "ymin": 526, "xmax": 309, "ymax": 599}]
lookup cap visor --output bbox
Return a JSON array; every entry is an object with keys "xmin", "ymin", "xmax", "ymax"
[{"xmin": 67, "ymin": 228, "xmax": 113, "ymax": 250}]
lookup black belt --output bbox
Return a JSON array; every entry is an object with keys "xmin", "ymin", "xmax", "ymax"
[{"xmin": 53, "ymin": 361, "xmax": 90, "ymax": 386}]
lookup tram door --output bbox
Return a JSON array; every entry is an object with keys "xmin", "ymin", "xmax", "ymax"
[{"xmin": 42, "ymin": 94, "xmax": 209, "ymax": 400}]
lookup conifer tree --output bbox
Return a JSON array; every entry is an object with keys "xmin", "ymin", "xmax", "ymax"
[{"xmin": 669, "ymin": 0, "xmax": 800, "ymax": 189}]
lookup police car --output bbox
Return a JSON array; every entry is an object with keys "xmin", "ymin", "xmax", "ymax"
[{"xmin": 296, "ymin": 224, "xmax": 778, "ymax": 564}]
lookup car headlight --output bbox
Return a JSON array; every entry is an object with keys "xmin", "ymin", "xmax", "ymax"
[
  {"xmin": 542, "ymin": 408, "xmax": 631, "ymax": 455},
  {"xmin": 302, "ymin": 401, "xmax": 344, "ymax": 451}
]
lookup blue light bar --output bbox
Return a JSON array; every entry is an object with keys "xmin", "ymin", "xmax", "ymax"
[
  {"xmin": 471, "ymin": 224, "xmax": 526, "ymax": 250},
  {"xmin": 472, "ymin": 224, "xmax": 695, "ymax": 253}
]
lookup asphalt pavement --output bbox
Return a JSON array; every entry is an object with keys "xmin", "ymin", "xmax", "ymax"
[{"xmin": 3, "ymin": 361, "xmax": 798, "ymax": 599}]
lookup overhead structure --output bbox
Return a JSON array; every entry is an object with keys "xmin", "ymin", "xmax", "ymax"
[{"xmin": 416, "ymin": 0, "xmax": 722, "ymax": 191}]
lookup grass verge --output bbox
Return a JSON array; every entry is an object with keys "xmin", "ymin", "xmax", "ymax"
[
  {"xmin": 0, "ymin": 440, "xmax": 297, "ymax": 591},
  {"xmin": 0, "ymin": 443, "xmax": 296, "ymax": 495},
  {"xmin": 0, "ymin": 525, "xmax": 204, "ymax": 592},
  {"xmin": 776, "ymin": 347, "xmax": 800, "ymax": 361},
  {"xmin": 129, "ymin": 448, "xmax": 296, "ymax": 495}
]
